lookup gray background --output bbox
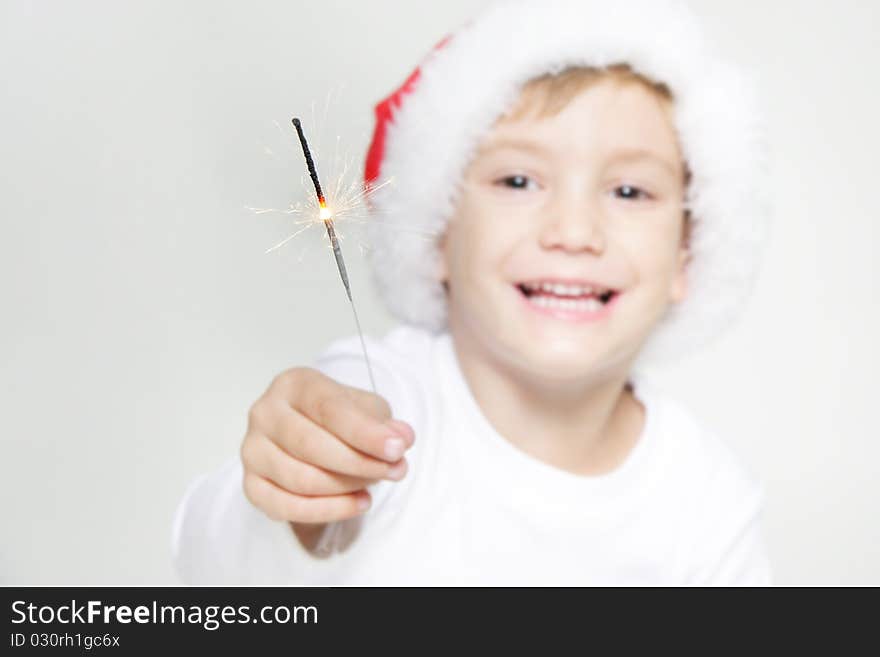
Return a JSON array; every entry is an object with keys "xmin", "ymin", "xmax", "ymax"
[{"xmin": 1, "ymin": 0, "xmax": 877, "ymax": 584}]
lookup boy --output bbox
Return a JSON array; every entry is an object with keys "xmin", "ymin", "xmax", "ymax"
[{"xmin": 173, "ymin": 0, "xmax": 772, "ymax": 585}]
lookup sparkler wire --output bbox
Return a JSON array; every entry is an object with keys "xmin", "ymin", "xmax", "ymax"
[{"xmin": 291, "ymin": 117, "xmax": 378, "ymax": 394}]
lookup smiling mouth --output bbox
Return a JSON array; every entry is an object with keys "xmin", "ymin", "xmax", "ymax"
[{"xmin": 515, "ymin": 280, "xmax": 620, "ymax": 313}]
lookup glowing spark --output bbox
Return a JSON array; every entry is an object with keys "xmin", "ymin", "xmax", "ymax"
[{"xmin": 263, "ymin": 222, "xmax": 312, "ymax": 254}]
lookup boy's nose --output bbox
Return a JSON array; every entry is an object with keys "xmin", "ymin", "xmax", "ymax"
[{"xmin": 538, "ymin": 192, "xmax": 606, "ymax": 254}]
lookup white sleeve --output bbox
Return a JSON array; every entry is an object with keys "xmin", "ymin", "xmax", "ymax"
[
  {"xmin": 694, "ymin": 485, "xmax": 773, "ymax": 586},
  {"xmin": 171, "ymin": 458, "xmax": 348, "ymax": 585},
  {"xmin": 170, "ymin": 330, "xmax": 425, "ymax": 585},
  {"xmin": 686, "ymin": 442, "xmax": 773, "ymax": 586}
]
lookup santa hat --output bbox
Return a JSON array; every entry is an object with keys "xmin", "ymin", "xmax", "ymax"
[{"xmin": 363, "ymin": 0, "xmax": 771, "ymax": 368}]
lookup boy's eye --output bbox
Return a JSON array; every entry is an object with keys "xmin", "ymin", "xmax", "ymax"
[
  {"xmin": 615, "ymin": 185, "xmax": 651, "ymax": 200},
  {"xmin": 495, "ymin": 175, "xmax": 535, "ymax": 190}
]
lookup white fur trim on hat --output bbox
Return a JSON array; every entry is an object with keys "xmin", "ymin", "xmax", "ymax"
[{"xmin": 364, "ymin": 0, "xmax": 771, "ymax": 368}]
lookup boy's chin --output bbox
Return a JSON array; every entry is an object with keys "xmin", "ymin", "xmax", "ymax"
[{"xmin": 510, "ymin": 346, "xmax": 622, "ymax": 387}]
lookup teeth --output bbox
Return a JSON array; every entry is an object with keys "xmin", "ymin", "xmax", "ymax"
[
  {"xmin": 528, "ymin": 295, "xmax": 604, "ymax": 313},
  {"xmin": 522, "ymin": 281, "xmax": 606, "ymax": 297}
]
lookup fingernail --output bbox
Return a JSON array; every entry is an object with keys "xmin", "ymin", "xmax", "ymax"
[
  {"xmin": 387, "ymin": 419, "xmax": 415, "ymax": 445},
  {"xmin": 386, "ymin": 461, "xmax": 407, "ymax": 481},
  {"xmin": 357, "ymin": 495, "xmax": 371, "ymax": 511},
  {"xmin": 384, "ymin": 437, "xmax": 406, "ymax": 461}
]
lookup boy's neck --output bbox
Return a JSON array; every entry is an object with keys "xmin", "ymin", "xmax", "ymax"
[{"xmin": 451, "ymin": 333, "xmax": 645, "ymax": 478}]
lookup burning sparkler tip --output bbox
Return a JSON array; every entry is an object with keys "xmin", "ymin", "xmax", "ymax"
[{"xmin": 292, "ymin": 116, "xmax": 326, "ymax": 207}]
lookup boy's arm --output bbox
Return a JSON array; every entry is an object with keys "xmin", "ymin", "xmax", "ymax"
[
  {"xmin": 172, "ymin": 457, "xmax": 403, "ymax": 584},
  {"xmin": 171, "ymin": 332, "xmax": 423, "ymax": 584},
  {"xmin": 291, "ymin": 522, "xmax": 328, "ymax": 551},
  {"xmin": 171, "ymin": 458, "xmax": 348, "ymax": 584}
]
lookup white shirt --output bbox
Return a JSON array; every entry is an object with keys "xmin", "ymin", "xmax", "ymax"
[{"xmin": 172, "ymin": 325, "xmax": 772, "ymax": 585}]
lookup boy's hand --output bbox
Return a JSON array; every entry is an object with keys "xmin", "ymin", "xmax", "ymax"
[{"xmin": 241, "ymin": 367, "xmax": 415, "ymax": 527}]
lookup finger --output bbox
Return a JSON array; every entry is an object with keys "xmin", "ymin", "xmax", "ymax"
[
  {"xmin": 245, "ymin": 433, "xmax": 405, "ymax": 495},
  {"xmin": 385, "ymin": 418, "xmax": 416, "ymax": 447},
  {"xmin": 243, "ymin": 473, "xmax": 371, "ymax": 524},
  {"xmin": 267, "ymin": 400, "xmax": 410, "ymax": 478},
  {"xmin": 340, "ymin": 384, "xmax": 392, "ymax": 421},
  {"xmin": 272, "ymin": 368, "xmax": 390, "ymax": 419},
  {"xmin": 336, "ymin": 389, "xmax": 416, "ymax": 447},
  {"xmin": 293, "ymin": 384, "xmax": 413, "ymax": 462}
]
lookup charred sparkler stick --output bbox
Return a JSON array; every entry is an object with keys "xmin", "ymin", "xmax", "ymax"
[{"xmin": 292, "ymin": 117, "xmax": 377, "ymax": 394}]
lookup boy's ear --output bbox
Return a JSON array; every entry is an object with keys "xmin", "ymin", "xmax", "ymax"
[
  {"xmin": 669, "ymin": 212, "xmax": 692, "ymax": 304},
  {"xmin": 435, "ymin": 234, "xmax": 449, "ymax": 283},
  {"xmin": 669, "ymin": 245, "xmax": 690, "ymax": 304}
]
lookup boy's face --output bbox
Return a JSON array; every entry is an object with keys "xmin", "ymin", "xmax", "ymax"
[{"xmin": 439, "ymin": 78, "xmax": 690, "ymax": 385}]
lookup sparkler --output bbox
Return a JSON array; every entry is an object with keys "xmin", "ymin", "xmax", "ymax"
[{"xmin": 291, "ymin": 117, "xmax": 378, "ymax": 394}]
